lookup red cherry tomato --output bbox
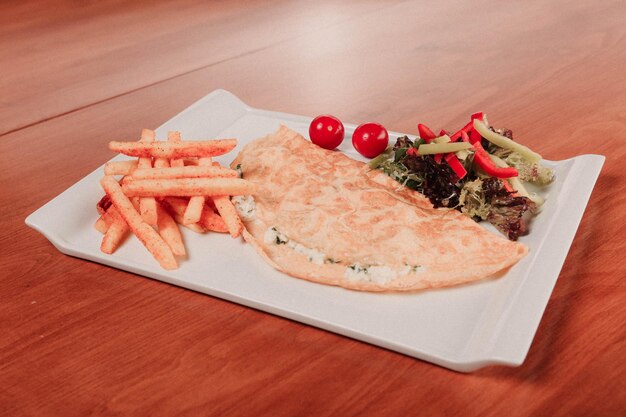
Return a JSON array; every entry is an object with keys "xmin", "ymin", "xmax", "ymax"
[
  {"xmin": 352, "ymin": 122, "xmax": 389, "ymax": 158},
  {"xmin": 309, "ymin": 115, "xmax": 345, "ymax": 150}
]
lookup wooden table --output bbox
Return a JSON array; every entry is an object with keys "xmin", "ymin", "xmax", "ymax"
[{"xmin": 2, "ymin": 1, "xmax": 625, "ymax": 415}]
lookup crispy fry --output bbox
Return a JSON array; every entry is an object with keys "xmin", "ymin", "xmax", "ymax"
[
  {"xmin": 108, "ymin": 139, "xmax": 237, "ymax": 159},
  {"xmin": 100, "ymin": 176, "xmax": 177, "ymax": 270},
  {"xmin": 94, "ymin": 216, "xmax": 109, "ymax": 234},
  {"xmin": 156, "ymin": 203, "xmax": 186, "ymax": 257},
  {"xmin": 95, "ymin": 203, "xmax": 122, "ymax": 233},
  {"xmin": 173, "ymin": 214, "xmax": 207, "ymax": 233},
  {"xmin": 97, "ymin": 129, "xmax": 245, "ymax": 269},
  {"xmin": 138, "ymin": 129, "xmax": 155, "ymax": 167},
  {"xmin": 163, "ymin": 197, "xmax": 227, "ymax": 233},
  {"xmin": 182, "ymin": 196, "xmax": 204, "ymax": 225},
  {"xmin": 100, "ymin": 206, "xmax": 130, "ymax": 254},
  {"xmin": 104, "ymin": 160, "xmax": 138, "ymax": 175},
  {"xmin": 183, "ymin": 157, "xmax": 213, "ymax": 224},
  {"xmin": 168, "ymin": 131, "xmax": 185, "ymax": 168},
  {"xmin": 122, "ymin": 178, "xmax": 256, "ymax": 197},
  {"xmin": 199, "ymin": 203, "xmax": 229, "ymax": 233},
  {"xmin": 160, "ymin": 196, "xmax": 188, "ymax": 216},
  {"xmin": 212, "ymin": 195, "xmax": 243, "ymax": 238},
  {"xmin": 160, "ymin": 197, "xmax": 209, "ymax": 233},
  {"xmin": 131, "ymin": 165, "xmax": 238, "ymax": 180},
  {"xmin": 140, "ymin": 197, "xmax": 158, "ymax": 226},
  {"xmin": 137, "ymin": 129, "xmax": 158, "ymax": 226},
  {"xmin": 154, "ymin": 158, "xmax": 170, "ymax": 168}
]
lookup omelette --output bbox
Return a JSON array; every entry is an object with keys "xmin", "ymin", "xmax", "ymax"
[{"xmin": 230, "ymin": 125, "xmax": 528, "ymax": 292}]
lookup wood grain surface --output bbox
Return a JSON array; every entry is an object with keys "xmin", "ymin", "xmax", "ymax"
[{"xmin": 1, "ymin": 0, "xmax": 625, "ymax": 416}]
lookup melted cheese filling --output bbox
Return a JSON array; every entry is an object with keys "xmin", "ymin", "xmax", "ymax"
[
  {"xmin": 264, "ymin": 227, "xmax": 326, "ymax": 265},
  {"xmin": 232, "ymin": 195, "xmax": 257, "ymax": 221},
  {"xmin": 344, "ymin": 264, "xmax": 422, "ymax": 285},
  {"xmin": 264, "ymin": 227, "xmax": 423, "ymax": 283}
]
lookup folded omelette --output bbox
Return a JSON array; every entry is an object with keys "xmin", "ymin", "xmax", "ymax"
[{"xmin": 231, "ymin": 125, "xmax": 527, "ymax": 292}]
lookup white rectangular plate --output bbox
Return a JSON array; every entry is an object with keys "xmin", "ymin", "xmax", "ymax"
[{"xmin": 26, "ymin": 89, "xmax": 604, "ymax": 372}]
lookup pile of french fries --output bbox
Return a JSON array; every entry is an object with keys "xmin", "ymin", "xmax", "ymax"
[{"xmin": 95, "ymin": 129, "xmax": 255, "ymax": 270}]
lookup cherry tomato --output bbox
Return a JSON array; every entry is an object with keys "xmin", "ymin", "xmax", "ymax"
[
  {"xmin": 309, "ymin": 115, "xmax": 345, "ymax": 150},
  {"xmin": 352, "ymin": 122, "xmax": 389, "ymax": 158}
]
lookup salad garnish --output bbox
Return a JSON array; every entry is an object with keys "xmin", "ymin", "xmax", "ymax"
[{"xmin": 369, "ymin": 113, "xmax": 555, "ymax": 240}]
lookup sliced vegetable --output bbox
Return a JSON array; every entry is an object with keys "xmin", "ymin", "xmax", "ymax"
[
  {"xmin": 433, "ymin": 130, "xmax": 448, "ymax": 163},
  {"xmin": 467, "ymin": 113, "xmax": 484, "ymax": 143},
  {"xmin": 444, "ymin": 152, "xmax": 467, "ymax": 180},
  {"xmin": 472, "ymin": 141, "xmax": 519, "ymax": 178},
  {"xmin": 417, "ymin": 124, "xmax": 437, "ymax": 143},
  {"xmin": 473, "ymin": 119, "xmax": 542, "ymax": 162},
  {"xmin": 430, "ymin": 131, "xmax": 465, "ymax": 179},
  {"xmin": 491, "ymin": 148, "xmax": 555, "ymax": 185},
  {"xmin": 374, "ymin": 115, "xmax": 553, "ymax": 241},
  {"xmin": 488, "ymin": 154, "xmax": 544, "ymax": 206},
  {"xmin": 433, "ymin": 135, "xmax": 451, "ymax": 144},
  {"xmin": 418, "ymin": 142, "xmax": 472, "ymax": 155},
  {"xmin": 449, "ymin": 120, "xmax": 473, "ymax": 141}
]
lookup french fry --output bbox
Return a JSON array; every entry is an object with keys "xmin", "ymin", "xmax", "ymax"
[
  {"xmin": 168, "ymin": 131, "xmax": 185, "ymax": 168},
  {"xmin": 182, "ymin": 196, "xmax": 204, "ymax": 225},
  {"xmin": 94, "ymin": 216, "xmax": 109, "ymax": 234},
  {"xmin": 139, "ymin": 195, "xmax": 158, "ymax": 226},
  {"xmin": 183, "ymin": 156, "xmax": 213, "ymax": 225},
  {"xmin": 212, "ymin": 196, "xmax": 243, "ymax": 238},
  {"xmin": 153, "ymin": 133, "xmax": 171, "ymax": 169},
  {"xmin": 173, "ymin": 214, "xmax": 207, "ymax": 233},
  {"xmin": 131, "ymin": 165, "xmax": 238, "ymax": 180},
  {"xmin": 156, "ymin": 203, "xmax": 186, "ymax": 257},
  {"xmin": 154, "ymin": 157, "xmax": 170, "ymax": 169},
  {"xmin": 137, "ymin": 129, "xmax": 158, "ymax": 227},
  {"xmin": 199, "ymin": 202, "xmax": 229, "ymax": 233},
  {"xmin": 161, "ymin": 197, "xmax": 188, "ymax": 214},
  {"xmin": 108, "ymin": 138, "xmax": 237, "ymax": 159},
  {"xmin": 160, "ymin": 197, "xmax": 209, "ymax": 233},
  {"xmin": 97, "ymin": 128, "xmax": 246, "ymax": 269},
  {"xmin": 95, "ymin": 203, "xmax": 122, "ymax": 233},
  {"xmin": 100, "ymin": 176, "xmax": 177, "ymax": 270},
  {"xmin": 162, "ymin": 197, "xmax": 227, "ymax": 233},
  {"xmin": 104, "ymin": 160, "xmax": 138, "ymax": 175},
  {"xmin": 122, "ymin": 178, "xmax": 255, "ymax": 197},
  {"xmin": 101, "ymin": 207, "xmax": 130, "ymax": 254}
]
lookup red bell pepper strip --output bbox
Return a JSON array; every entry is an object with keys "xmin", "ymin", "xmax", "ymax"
[
  {"xmin": 444, "ymin": 152, "xmax": 467, "ymax": 180},
  {"xmin": 472, "ymin": 141, "xmax": 519, "ymax": 178},
  {"xmin": 469, "ymin": 129, "xmax": 482, "ymax": 144},
  {"xmin": 449, "ymin": 120, "xmax": 473, "ymax": 142},
  {"xmin": 436, "ymin": 129, "xmax": 467, "ymax": 179},
  {"xmin": 406, "ymin": 147, "xmax": 418, "ymax": 157},
  {"xmin": 417, "ymin": 123, "xmax": 437, "ymax": 143},
  {"xmin": 468, "ymin": 112, "xmax": 484, "ymax": 144}
]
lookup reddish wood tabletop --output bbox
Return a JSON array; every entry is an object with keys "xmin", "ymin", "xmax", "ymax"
[{"xmin": 1, "ymin": 1, "xmax": 625, "ymax": 416}]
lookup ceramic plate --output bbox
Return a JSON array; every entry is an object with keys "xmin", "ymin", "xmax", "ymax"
[{"xmin": 25, "ymin": 89, "xmax": 604, "ymax": 372}]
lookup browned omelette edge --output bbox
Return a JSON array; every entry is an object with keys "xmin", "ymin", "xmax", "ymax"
[{"xmin": 232, "ymin": 126, "xmax": 528, "ymax": 292}]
